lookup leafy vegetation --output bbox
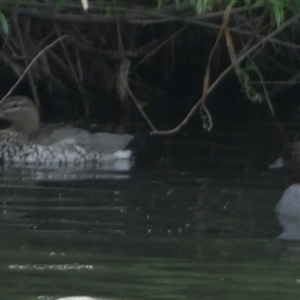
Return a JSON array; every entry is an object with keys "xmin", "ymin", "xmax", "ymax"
[{"xmin": 0, "ymin": 0, "xmax": 297, "ymax": 132}]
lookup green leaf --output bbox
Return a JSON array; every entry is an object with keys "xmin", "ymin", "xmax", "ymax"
[
  {"xmin": 156, "ymin": 0, "xmax": 163, "ymax": 8},
  {"xmin": 56, "ymin": 0, "xmax": 67, "ymax": 6},
  {"xmin": 272, "ymin": 0, "xmax": 284, "ymax": 27},
  {"xmin": 229, "ymin": 0, "xmax": 237, "ymax": 7},
  {"xmin": 195, "ymin": 0, "xmax": 204, "ymax": 14},
  {"xmin": 0, "ymin": 12, "xmax": 9, "ymax": 35}
]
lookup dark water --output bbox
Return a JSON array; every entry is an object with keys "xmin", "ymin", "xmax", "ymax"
[{"xmin": 0, "ymin": 136, "xmax": 299, "ymax": 300}]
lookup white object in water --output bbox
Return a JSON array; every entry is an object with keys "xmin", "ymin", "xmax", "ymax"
[{"xmin": 276, "ymin": 184, "xmax": 300, "ymax": 240}]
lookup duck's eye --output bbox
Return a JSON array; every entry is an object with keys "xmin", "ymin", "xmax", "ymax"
[{"xmin": 11, "ymin": 102, "xmax": 19, "ymax": 108}]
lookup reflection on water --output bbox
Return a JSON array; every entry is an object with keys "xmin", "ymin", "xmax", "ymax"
[
  {"xmin": 38, "ymin": 297, "xmax": 104, "ymax": 300},
  {"xmin": 0, "ymin": 136, "xmax": 299, "ymax": 300},
  {"xmin": 0, "ymin": 164, "xmax": 131, "ymax": 182}
]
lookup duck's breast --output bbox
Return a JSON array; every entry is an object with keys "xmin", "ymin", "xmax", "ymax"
[{"xmin": 276, "ymin": 184, "xmax": 300, "ymax": 240}]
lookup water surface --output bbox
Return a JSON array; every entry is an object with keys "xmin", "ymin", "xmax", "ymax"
[{"xmin": 0, "ymin": 136, "xmax": 298, "ymax": 300}]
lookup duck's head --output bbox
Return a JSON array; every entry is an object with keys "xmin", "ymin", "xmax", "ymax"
[
  {"xmin": 0, "ymin": 96, "xmax": 40, "ymax": 134},
  {"xmin": 270, "ymin": 142, "xmax": 300, "ymax": 173}
]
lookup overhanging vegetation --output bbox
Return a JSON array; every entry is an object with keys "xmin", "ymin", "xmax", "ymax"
[{"xmin": 0, "ymin": 0, "xmax": 298, "ymax": 134}]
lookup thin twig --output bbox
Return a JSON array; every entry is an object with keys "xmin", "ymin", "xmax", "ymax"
[
  {"xmin": 249, "ymin": 59, "xmax": 274, "ymax": 115},
  {"xmin": 13, "ymin": 13, "xmax": 39, "ymax": 106},
  {"xmin": 125, "ymin": 83, "xmax": 157, "ymax": 131},
  {"xmin": 200, "ymin": 5, "xmax": 232, "ymax": 131},
  {"xmin": 128, "ymin": 92, "xmax": 157, "ymax": 131},
  {"xmin": 188, "ymin": 19, "xmax": 300, "ymax": 51},
  {"xmin": 249, "ymin": 58, "xmax": 288, "ymax": 141},
  {"xmin": 1, "ymin": 35, "xmax": 67, "ymax": 102},
  {"xmin": 133, "ymin": 25, "xmax": 186, "ymax": 71}
]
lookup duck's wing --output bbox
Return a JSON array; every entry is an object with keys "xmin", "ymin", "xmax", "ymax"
[
  {"xmin": 30, "ymin": 124, "xmax": 133, "ymax": 153},
  {"xmin": 91, "ymin": 132, "xmax": 133, "ymax": 153}
]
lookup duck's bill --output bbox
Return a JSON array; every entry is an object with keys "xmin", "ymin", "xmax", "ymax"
[{"xmin": 269, "ymin": 157, "xmax": 284, "ymax": 169}]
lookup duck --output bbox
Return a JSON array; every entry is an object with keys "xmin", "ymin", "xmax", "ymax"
[
  {"xmin": 275, "ymin": 184, "xmax": 300, "ymax": 240},
  {"xmin": 0, "ymin": 95, "xmax": 134, "ymax": 166},
  {"xmin": 269, "ymin": 143, "xmax": 300, "ymax": 239}
]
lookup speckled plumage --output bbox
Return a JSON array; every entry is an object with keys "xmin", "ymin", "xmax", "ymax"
[{"xmin": 0, "ymin": 125, "xmax": 131, "ymax": 167}]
